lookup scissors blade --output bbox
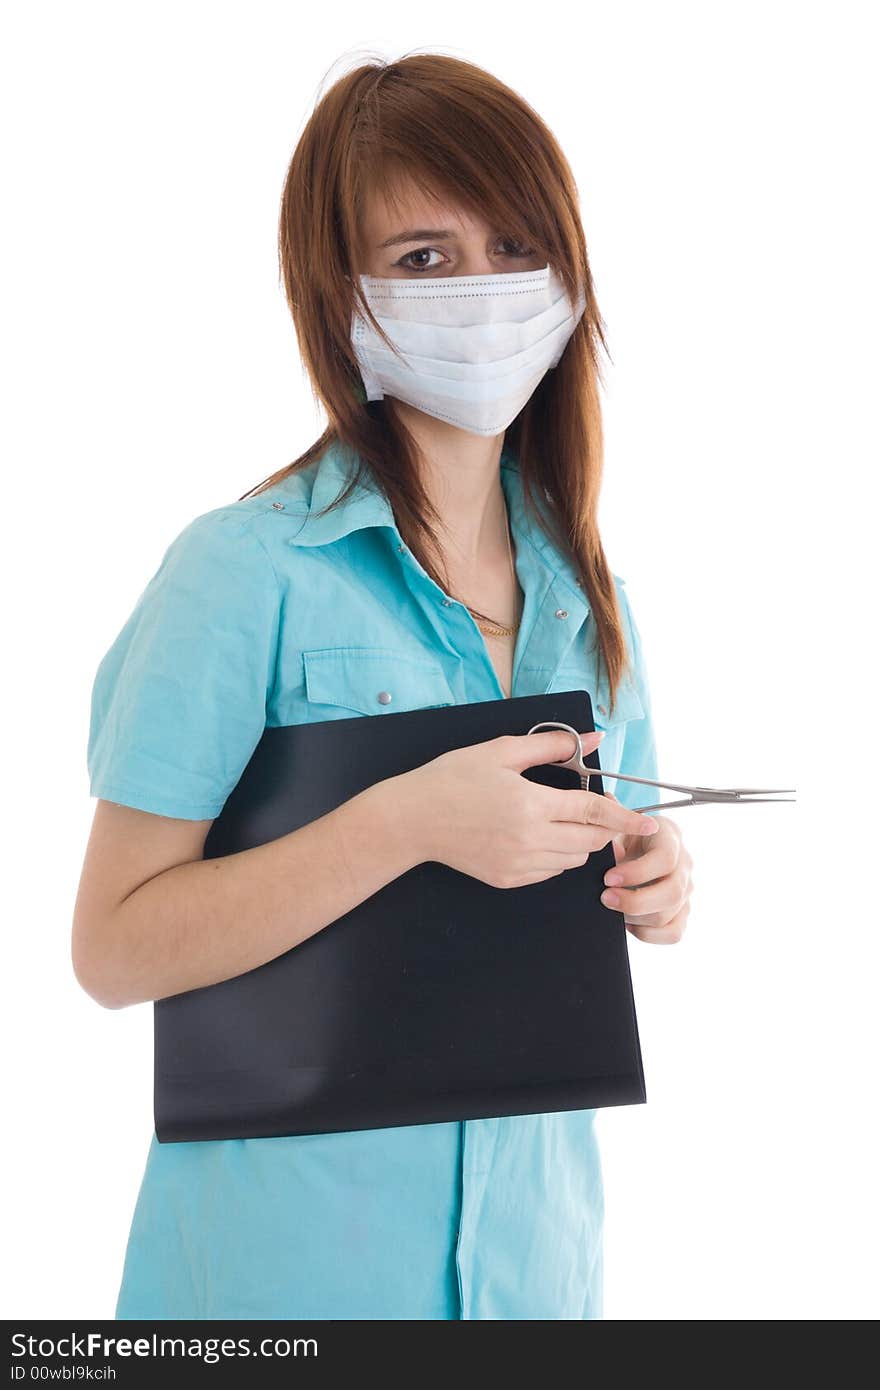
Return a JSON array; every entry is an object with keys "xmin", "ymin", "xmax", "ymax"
[
  {"xmin": 724, "ymin": 795, "xmax": 797, "ymax": 803},
  {"xmin": 600, "ymin": 770, "xmax": 796, "ymax": 800},
  {"xmin": 712, "ymin": 787, "xmax": 796, "ymax": 796},
  {"xmin": 632, "ymin": 794, "xmax": 797, "ymax": 811},
  {"xmin": 631, "ymin": 797, "xmax": 698, "ymax": 812},
  {"xmin": 599, "ymin": 769, "xmax": 714, "ymax": 796}
]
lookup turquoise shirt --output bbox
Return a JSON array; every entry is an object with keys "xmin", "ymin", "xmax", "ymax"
[{"xmin": 87, "ymin": 440, "xmax": 658, "ymax": 1320}]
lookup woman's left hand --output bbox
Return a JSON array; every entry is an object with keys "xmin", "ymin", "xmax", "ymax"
[{"xmin": 598, "ymin": 792, "xmax": 693, "ymax": 944}]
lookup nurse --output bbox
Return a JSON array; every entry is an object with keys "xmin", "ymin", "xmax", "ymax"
[{"xmin": 73, "ymin": 51, "xmax": 693, "ymax": 1320}]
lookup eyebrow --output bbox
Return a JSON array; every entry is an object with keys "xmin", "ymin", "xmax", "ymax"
[{"xmin": 378, "ymin": 228, "xmax": 458, "ymax": 248}]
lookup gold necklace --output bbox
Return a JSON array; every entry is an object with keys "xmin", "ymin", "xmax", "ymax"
[{"xmin": 463, "ymin": 510, "xmax": 521, "ymax": 638}]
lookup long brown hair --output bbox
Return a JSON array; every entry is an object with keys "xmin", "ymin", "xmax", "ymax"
[{"xmin": 241, "ymin": 52, "xmax": 632, "ymax": 711}]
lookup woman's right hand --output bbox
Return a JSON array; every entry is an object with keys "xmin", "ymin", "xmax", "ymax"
[{"xmin": 398, "ymin": 729, "xmax": 660, "ymax": 889}]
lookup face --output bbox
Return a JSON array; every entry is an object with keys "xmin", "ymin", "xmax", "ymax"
[{"xmin": 358, "ymin": 178, "xmax": 546, "ymax": 280}]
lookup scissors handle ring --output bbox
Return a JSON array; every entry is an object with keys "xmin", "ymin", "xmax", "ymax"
[{"xmin": 525, "ymin": 720, "xmax": 588, "ymax": 775}]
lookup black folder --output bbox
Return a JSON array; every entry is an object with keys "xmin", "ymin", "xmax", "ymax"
[{"xmin": 154, "ymin": 689, "xmax": 646, "ymax": 1142}]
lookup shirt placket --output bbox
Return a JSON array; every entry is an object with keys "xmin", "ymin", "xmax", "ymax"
[{"xmin": 386, "ymin": 511, "xmax": 592, "ymax": 1318}]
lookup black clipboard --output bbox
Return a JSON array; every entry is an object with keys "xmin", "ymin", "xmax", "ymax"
[{"xmin": 154, "ymin": 689, "xmax": 646, "ymax": 1142}]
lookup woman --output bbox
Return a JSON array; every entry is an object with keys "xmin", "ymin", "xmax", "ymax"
[{"xmin": 74, "ymin": 52, "xmax": 693, "ymax": 1320}]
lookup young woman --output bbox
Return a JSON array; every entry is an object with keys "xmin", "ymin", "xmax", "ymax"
[{"xmin": 73, "ymin": 52, "xmax": 693, "ymax": 1321}]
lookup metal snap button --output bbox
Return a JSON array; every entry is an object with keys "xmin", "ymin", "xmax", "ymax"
[
  {"xmin": 271, "ymin": 501, "xmax": 285, "ymax": 510},
  {"xmin": 555, "ymin": 608, "xmax": 568, "ymax": 619},
  {"xmin": 377, "ymin": 690, "xmax": 393, "ymax": 705},
  {"xmin": 441, "ymin": 598, "xmax": 453, "ymax": 608},
  {"xmin": 397, "ymin": 543, "xmax": 406, "ymax": 554}
]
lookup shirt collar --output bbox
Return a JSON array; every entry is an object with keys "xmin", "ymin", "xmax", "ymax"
[
  {"xmin": 286, "ymin": 441, "xmax": 399, "ymax": 547},
  {"xmin": 287, "ymin": 439, "xmax": 587, "ymax": 605}
]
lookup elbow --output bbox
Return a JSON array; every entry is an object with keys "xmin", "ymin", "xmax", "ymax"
[
  {"xmin": 71, "ymin": 953, "xmax": 129, "ymax": 1011},
  {"xmin": 70, "ymin": 919, "xmax": 135, "ymax": 1011}
]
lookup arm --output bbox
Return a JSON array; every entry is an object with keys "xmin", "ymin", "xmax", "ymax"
[
  {"xmin": 72, "ymin": 773, "xmax": 425, "ymax": 1010},
  {"xmin": 79, "ymin": 507, "xmax": 431, "ymax": 1009},
  {"xmin": 612, "ymin": 578, "xmax": 660, "ymax": 806},
  {"xmin": 601, "ymin": 580, "xmax": 693, "ymax": 943}
]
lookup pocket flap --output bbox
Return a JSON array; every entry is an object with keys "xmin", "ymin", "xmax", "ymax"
[
  {"xmin": 302, "ymin": 646, "xmax": 455, "ymax": 716},
  {"xmin": 546, "ymin": 670, "xmax": 645, "ymax": 729},
  {"xmin": 592, "ymin": 679, "xmax": 645, "ymax": 730}
]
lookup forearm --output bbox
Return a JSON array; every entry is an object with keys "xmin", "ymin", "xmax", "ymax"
[{"xmin": 94, "ymin": 774, "xmax": 424, "ymax": 1009}]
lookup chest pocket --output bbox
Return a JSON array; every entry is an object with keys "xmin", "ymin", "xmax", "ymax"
[
  {"xmin": 544, "ymin": 669, "xmax": 645, "ymax": 732},
  {"xmin": 302, "ymin": 646, "xmax": 456, "ymax": 718},
  {"xmin": 544, "ymin": 670, "xmax": 645, "ymax": 783}
]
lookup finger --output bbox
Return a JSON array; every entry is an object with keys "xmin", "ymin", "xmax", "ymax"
[
  {"xmin": 602, "ymin": 831, "xmax": 678, "ymax": 889},
  {"xmin": 602, "ymin": 790, "xmax": 634, "ymax": 847},
  {"xmin": 626, "ymin": 900, "xmax": 691, "ymax": 945},
  {"xmin": 542, "ymin": 785, "xmax": 660, "ymax": 838},
  {"xmin": 504, "ymin": 728, "xmax": 604, "ymax": 773},
  {"xmin": 507, "ymin": 849, "xmax": 600, "ymax": 881},
  {"xmin": 540, "ymin": 823, "xmax": 613, "ymax": 855},
  {"xmin": 534, "ymin": 850, "xmax": 597, "ymax": 872},
  {"xmin": 602, "ymin": 793, "xmax": 629, "ymax": 860},
  {"xmin": 602, "ymin": 868, "xmax": 689, "ymax": 917},
  {"xmin": 604, "ymin": 789, "xmax": 624, "ymax": 842}
]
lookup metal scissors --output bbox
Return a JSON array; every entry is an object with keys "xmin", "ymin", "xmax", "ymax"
[{"xmin": 526, "ymin": 721, "xmax": 796, "ymax": 814}]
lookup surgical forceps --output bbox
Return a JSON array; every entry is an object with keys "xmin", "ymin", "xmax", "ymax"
[{"xmin": 526, "ymin": 721, "xmax": 796, "ymax": 814}]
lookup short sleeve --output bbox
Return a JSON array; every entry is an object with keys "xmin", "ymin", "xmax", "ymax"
[
  {"xmin": 87, "ymin": 509, "xmax": 280, "ymax": 820},
  {"xmin": 614, "ymin": 582, "xmax": 660, "ymax": 811}
]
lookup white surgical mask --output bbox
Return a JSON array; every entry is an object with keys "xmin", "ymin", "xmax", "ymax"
[{"xmin": 351, "ymin": 264, "xmax": 586, "ymax": 437}]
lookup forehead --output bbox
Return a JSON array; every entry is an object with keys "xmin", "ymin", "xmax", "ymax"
[{"xmin": 360, "ymin": 174, "xmax": 490, "ymax": 243}]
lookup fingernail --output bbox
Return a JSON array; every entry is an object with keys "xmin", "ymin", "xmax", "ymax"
[
  {"xmin": 601, "ymin": 890, "xmax": 620, "ymax": 907},
  {"xmin": 605, "ymin": 871, "xmax": 623, "ymax": 886}
]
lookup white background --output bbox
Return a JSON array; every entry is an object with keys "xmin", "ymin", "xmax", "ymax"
[{"xmin": 2, "ymin": 1, "xmax": 876, "ymax": 1321}]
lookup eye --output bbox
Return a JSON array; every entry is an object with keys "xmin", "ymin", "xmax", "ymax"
[
  {"xmin": 495, "ymin": 237, "xmax": 536, "ymax": 257},
  {"xmin": 394, "ymin": 247, "xmax": 448, "ymax": 272}
]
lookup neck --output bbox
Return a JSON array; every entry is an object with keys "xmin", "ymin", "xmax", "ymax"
[{"xmin": 389, "ymin": 400, "xmax": 509, "ymax": 570}]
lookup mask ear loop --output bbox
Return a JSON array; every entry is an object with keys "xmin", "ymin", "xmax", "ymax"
[
  {"xmin": 349, "ymin": 294, "xmax": 400, "ymax": 402},
  {"xmin": 353, "ymin": 285, "xmax": 401, "ymax": 355},
  {"xmin": 350, "ymin": 281, "xmax": 413, "ymax": 402},
  {"xmin": 547, "ymin": 282, "xmax": 588, "ymax": 366}
]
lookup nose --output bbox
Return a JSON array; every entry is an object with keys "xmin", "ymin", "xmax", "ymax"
[
  {"xmin": 455, "ymin": 236, "xmax": 500, "ymax": 277},
  {"xmin": 458, "ymin": 255, "xmax": 497, "ymax": 276}
]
